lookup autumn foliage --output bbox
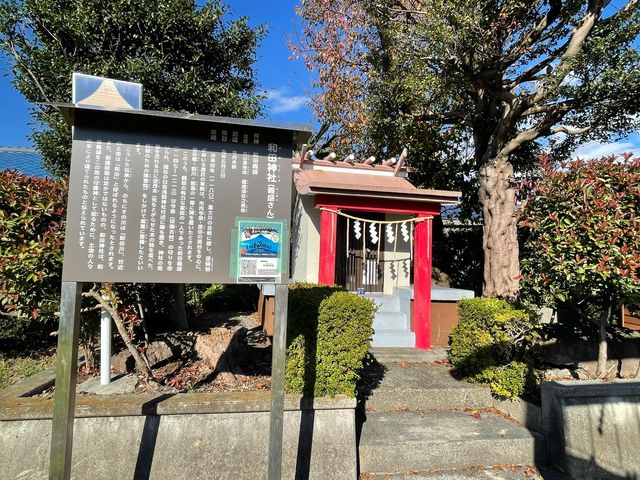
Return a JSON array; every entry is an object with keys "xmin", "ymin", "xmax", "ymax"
[
  {"xmin": 519, "ymin": 155, "xmax": 640, "ymax": 375},
  {"xmin": 0, "ymin": 171, "xmax": 66, "ymax": 325}
]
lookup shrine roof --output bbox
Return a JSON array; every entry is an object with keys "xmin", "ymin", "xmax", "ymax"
[{"xmin": 293, "ymin": 168, "xmax": 460, "ymax": 204}]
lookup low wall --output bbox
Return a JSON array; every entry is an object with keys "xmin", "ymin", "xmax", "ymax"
[
  {"xmin": 541, "ymin": 379, "xmax": 640, "ymax": 480},
  {"xmin": 0, "ymin": 371, "xmax": 357, "ymax": 480}
]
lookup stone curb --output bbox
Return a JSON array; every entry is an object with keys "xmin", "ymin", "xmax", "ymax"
[{"xmin": 0, "ymin": 369, "xmax": 356, "ymax": 421}]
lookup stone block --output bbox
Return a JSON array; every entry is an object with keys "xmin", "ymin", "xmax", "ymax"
[{"xmin": 541, "ymin": 379, "xmax": 640, "ymax": 480}]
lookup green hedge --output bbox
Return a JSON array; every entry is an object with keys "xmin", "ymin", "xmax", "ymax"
[
  {"xmin": 449, "ymin": 298, "xmax": 538, "ymax": 400},
  {"xmin": 285, "ymin": 283, "xmax": 375, "ymax": 397}
]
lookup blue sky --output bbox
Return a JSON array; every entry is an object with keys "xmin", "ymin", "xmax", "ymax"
[
  {"xmin": 0, "ymin": 1, "xmax": 637, "ymax": 158},
  {"xmin": 0, "ymin": 0, "xmax": 315, "ymax": 148}
]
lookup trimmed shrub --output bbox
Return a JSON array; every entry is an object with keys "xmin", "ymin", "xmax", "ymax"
[
  {"xmin": 202, "ymin": 284, "xmax": 260, "ymax": 312},
  {"xmin": 285, "ymin": 283, "xmax": 375, "ymax": 397},
  {"xmin": 449, "ymin": 297, "xmax": 538, "ymax": 399},
  {"xmin": 449, "ymin": 298, "xmax": 513, "ymax": 372},
  {"xmin": 473, "ymin": 361, "xmax": 529, "ymax": 400}
]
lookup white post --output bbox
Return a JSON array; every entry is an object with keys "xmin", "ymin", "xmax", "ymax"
[{"xmin": 100, "ymin": 306, "xmax": 111, "ymax": 385}]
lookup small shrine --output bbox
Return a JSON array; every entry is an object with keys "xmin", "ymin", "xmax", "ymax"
[{"xmin": 263, "ymin": 147, "xmax": 464, "ymax": 350}]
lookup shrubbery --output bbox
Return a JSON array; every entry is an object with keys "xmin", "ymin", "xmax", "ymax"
[
  {"xmin": 520, "ymin": 154, "xmax": 640, "ymax": 377},
  {"xmin": 285, "ymin": 283, "xmax": 375, "ymax": 397},
  {"xmin": 0, "ymin": 171, "xmax": 66, "ymax": 343},
  {"xmin": 201, "ymin": 283, "xmax": 260, "ymax": 312},
  {"xmin": 449, "ymin": 298, "xmax": 538, "ymax": 399}
]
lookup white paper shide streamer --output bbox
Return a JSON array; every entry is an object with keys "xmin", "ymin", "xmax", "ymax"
[
  {"xmin": 369, "ymin": 223, "xmax": 379, "ymax": 244},
  {"xmin": 400, "ymin": 222, "xmax": 410, "ymax": 242},
  {"xmin": 385, "ymin": 224, "xmax": 395, "ymax": 243},
  {"xmin": 354, "ymin": 220, "xmax": 362, "ymax": 240}
]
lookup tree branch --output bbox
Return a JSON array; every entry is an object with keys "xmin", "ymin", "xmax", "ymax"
[
  {"xmin": 521, "ymin": 100, "xmax": 576, "ymax": 117},
  {"xmin": 5, "ymin": 39, "xmax": 50, "ymax": 103},
  {"xmin": 528, "ymin": 0, "xmax": 609, "ymax": 107},
  {"xmin": 83, "ymin": 289, "xmax": 153, "ymax": 377},
  {"xmin": 550, "ymin": 125, "xmax": 592, "ymax": 135},
  {"xmin": 508, "ymin": 0, "xmax": 563, "ymax": 62}
]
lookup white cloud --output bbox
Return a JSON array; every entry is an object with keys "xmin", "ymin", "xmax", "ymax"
[
  {"xmin": 265, "ymin": 88, "xmax": 307, "ymax": 114},
  {"xmin": 572, "ymin": 140, "xmax": 638, "ymax": 160}
]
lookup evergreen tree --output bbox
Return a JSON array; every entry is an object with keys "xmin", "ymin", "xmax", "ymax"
[
  {"xmin": 293, "ymin": 0, "xmax": 640, "ymax": 297},
  {"xmin": 0, "ymin": 0, "xmax": 264, "ymax": 176}
]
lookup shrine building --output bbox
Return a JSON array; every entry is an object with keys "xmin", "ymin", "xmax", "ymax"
[{"xmin": 262, "ymin": 147, "xmax": 473, "ymax": 350}]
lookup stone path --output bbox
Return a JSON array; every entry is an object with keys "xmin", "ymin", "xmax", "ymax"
[{"xmin": 359, "ymin": 349, "xmax": 545, "ymax": 479}]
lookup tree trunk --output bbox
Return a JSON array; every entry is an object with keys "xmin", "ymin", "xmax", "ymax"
[
  {"xmin": 595, "ymin": 317, "xmax": 608, "ymax": 378},
  {"xmin": 478, "ymin": 155, "xmax": 520, "ymax": 298},
  {"xmin": 171, "ymin": 284, "xmax": 189, "ymax": 330},
  {"xmin": 79, "ymin": 313, "xmax": 99, "ymax": 371},
  {"xmin": 86, "ymin": 290, "xmax": 153, "ymax": 377},
  {"xmin": 81, "ymin": 344, "xmax": 97, "ymax": 371}
]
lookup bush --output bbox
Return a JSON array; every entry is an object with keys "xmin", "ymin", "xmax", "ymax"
[
  {"xmin": 520, "ymin": 154, "xmax": 640, "ymax": 377},
  {"xmin": 0, "ymin": 171, "xmax": 66, "ymax": 342},
  {"xmin": 0, "ymin": 316, "xmax": 26, "ymax": 342},
  {"xmin": 473, "ymin": 362, "xmax": 529, "ymax": 400},
  {"xmin": 285, "ymin": 283, "xmax": 375, "ymax": 397},
  {"xmin": 202, "ymin": 284, "xmax": 260, "ymax": 312},
  {"xmin": 449, "ymin": 297, "xmax": 538, "ymax": 399}
]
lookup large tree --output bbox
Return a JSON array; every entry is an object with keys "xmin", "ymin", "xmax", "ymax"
[
  {"xmin": 292, "ymin": 0, "xmax": 640, "ymax": 297},
  {"xmin": 0, "ymin": 0, "xmax": 264, "ymax": 176}
]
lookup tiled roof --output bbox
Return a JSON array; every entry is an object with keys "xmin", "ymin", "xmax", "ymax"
[
  {"xmin": 0, "ymin": 147, "xmax": 49, "ymax": 177},
  {"xmin": 293, "ymin": 168, "xmax": 461, "ymax": 204}
]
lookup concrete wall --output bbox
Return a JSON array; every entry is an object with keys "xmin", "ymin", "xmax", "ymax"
[
  {"xmin": 541, "ymin": 379, "xmax": 640, "ymax": 480},
  {"xmin": 382, "ymin": 214, "xmax": 412, "ymax": 295},
  {"xmin": 290, "ymin": 194, "xmax": 320, "ymax": 283},
  {"xmin": 0, "ymin": 377, "xmax": 357, "ymax": 480}
]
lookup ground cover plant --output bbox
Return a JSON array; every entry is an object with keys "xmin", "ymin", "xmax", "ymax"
[{"xmin": 0, "ymin": 350, "xmax": 55, "ymax": 390}]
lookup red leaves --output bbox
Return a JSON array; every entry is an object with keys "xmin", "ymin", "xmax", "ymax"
[
  {"xmin": 0, "ymin": 171, "xmax": 67, "ymax": 321},
  {"xmin": 520, "ymin": 154, "xmax": 640, "ymax": 300}
]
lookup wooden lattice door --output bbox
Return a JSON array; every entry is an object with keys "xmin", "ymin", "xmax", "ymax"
[{"xmin": 335, "ymin": 212, "xmax": 385, "ymax": 293}]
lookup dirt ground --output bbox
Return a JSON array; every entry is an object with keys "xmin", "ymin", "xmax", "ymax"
[{"xmin": 135, "ymin": 311, "xmax": 273, "ymax": 394}]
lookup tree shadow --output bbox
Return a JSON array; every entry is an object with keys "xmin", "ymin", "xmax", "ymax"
[
  {"xmin": 540, "ymin": 381, "xmax": 640, "ymax": 479},
  {"xmin": 354, "ymin": 354, "xmax": 387, "ymax": 476},
  {"xmin": 133, "ymin": 393, "xmax": 175, "ymax": 480}
]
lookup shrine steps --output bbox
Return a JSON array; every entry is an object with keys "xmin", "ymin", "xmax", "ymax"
[
  {"xmin": 358, "ymin": 360, "xmax": 542, "ymax": 478},
  {"xmin": 367, "ymin": 293, "xmax": 415, "ymax": 348},
  {"xmin": 358, "ymin": 410, "xmax": 540, "ymax": 476}
]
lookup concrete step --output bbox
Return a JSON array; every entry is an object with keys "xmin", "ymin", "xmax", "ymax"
[
  {"xmin": 359, "ymin": 410, "xmax": 538, "ymax": 475},
  {"xmin": 358, "ymin": 465, "xmax": 544, "ymax": 479},
  {"xmin": 373, "ymin": 311, "xmax": 410, "ymax": 330},
  {"xmin": 371, "ymin": 347, "xmax": 449, "ymax": 363},
  {"xmin": 366, "ymin": 363, "xmax": 493, "ymax": 411},
  {"xmin": 371, "ymin": 329, "xmax": 416, "ymax": 348},
  {"xmin": 367, "ymin": 294, "xmax": 401, "ymax": 313}
]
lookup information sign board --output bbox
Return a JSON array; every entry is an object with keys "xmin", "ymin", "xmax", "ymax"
[{"xmin": 59, "ymin": 105, "xmax": 310, "ymax": 284}]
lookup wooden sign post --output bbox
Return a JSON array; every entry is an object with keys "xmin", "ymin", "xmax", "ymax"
[{"xmin": 47, "ymin": 103, "xmax": 310, "ymax": 480}]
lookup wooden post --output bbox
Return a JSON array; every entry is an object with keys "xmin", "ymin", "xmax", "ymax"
[
  {"xmin": 49, "ymin": 282, "xmax": 83, "ymax": 480},
  {"xmin": 268, "ymin": 283, "xmax": 289, "ymax": 479},
  {"xmin": 413, "ymin": 216, "xmax": 432, "ymax": 349},
  {"xmin": 318, "ymin": 209, "xmax": 337, "ymax": 285}
]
